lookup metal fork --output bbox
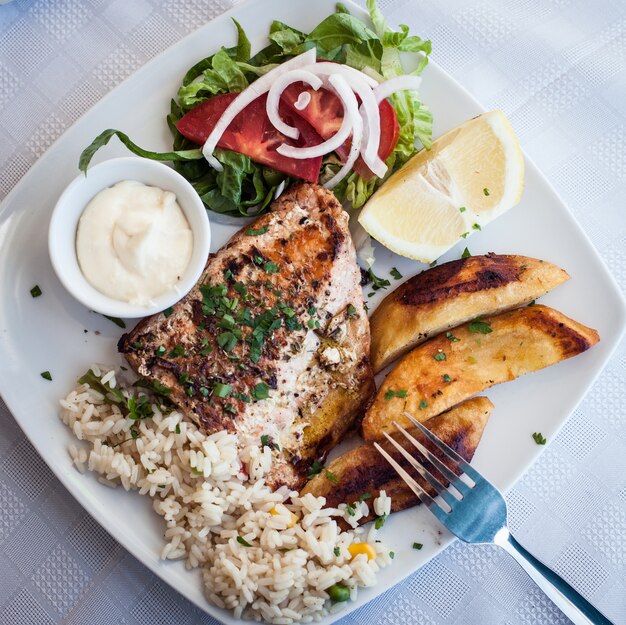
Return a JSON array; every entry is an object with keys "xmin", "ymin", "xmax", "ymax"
[{"xmin": 374, "ymin": 413, "xmax": 613, "ymax": 625}]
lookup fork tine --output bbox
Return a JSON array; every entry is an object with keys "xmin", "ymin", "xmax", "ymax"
[
  {"xmin": 382, "ymin": 431, "xmax": 458, "ymax": 509},
  {"xmin": 391, "ymin": 421, "xmax": 472, "ymax": 498},
  {"xmin": 374, "ymin": 443, "xmax": 450, "ymax": 524},
  {"xmin": 403, "ymin": 412, "xmax": 482, "ymax": 483}
]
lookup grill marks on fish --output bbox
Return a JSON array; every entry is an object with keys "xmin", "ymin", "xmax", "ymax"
[{"xmin": 119, "ymin": 183, "xmax": 374, "ymax": 488}]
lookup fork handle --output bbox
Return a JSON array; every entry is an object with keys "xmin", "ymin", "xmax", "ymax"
[{"xmin": 494, "ymin": 529, "xmax": 613, "ymax": 625}]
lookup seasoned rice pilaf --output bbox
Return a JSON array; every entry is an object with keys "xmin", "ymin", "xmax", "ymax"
[{"xmin": 60, "ymin": 366, "xmax": 393, "ymax": 624}]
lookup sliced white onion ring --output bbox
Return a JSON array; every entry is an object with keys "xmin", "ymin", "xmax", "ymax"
[
  {"xmin": 277, "ymin": 78, "xmax": 355, "ymax": 160},
  {"xmin": 201, "ymin": 48, "xmax": 317, "ymax": 170},
  {"xmin": 294, "ymin": 91, "xmax": 311, "ymax": 110},
  {"xmin": 322, "ymin": 74, "xmax": 363, "ymax": 190},
  {"xmin": 266, "ymin": 69, "xmax": 323, "ymax": 140},
  {"xmin": 373, "ymin": 75, "xmax": 423, "ymax": 104},
  {"xmin": 357, "ymin": 86, "xmax": 386, "ymax": 178},
  {"xmin": 303, "ymin": 62, "xmax": 386, "ymax": 178}
]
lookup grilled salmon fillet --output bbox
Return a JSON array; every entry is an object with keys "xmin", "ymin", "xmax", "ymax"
[{"xmin": 118, "ymin": 183, "xmax": 375, "ymax": 489}]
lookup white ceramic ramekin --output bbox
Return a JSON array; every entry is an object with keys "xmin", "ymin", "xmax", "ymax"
[{"xmin": 49, "ymin": 157, "xmax": 211, "ymax": 318}]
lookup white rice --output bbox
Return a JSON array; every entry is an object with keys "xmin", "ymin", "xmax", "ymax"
[{"xmin": 59, "ymin": 366, "xmax": 393, "ymax": 623}]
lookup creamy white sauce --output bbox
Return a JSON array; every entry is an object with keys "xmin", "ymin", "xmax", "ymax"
[{"xmin": 76, "ymin": 180, "xmax": 193, "ymax": 306}]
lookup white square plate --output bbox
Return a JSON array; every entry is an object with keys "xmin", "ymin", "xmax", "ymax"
[{"xmin": 0, "ymin": 1, "xmax": 624, "ymax": 623}]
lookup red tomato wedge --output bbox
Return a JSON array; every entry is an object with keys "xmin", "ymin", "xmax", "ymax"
[
  {"xmin": 176, "ymin": 93, "xmax": 323, "ymax": 182},
  {"xmin": 281, "ymin": 83, "xmax": 400, "ymax": 180}
]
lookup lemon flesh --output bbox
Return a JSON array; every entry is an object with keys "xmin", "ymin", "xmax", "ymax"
[{"xmin": 358, "ymin": 110, "xmax": 524, "ymax": 263}]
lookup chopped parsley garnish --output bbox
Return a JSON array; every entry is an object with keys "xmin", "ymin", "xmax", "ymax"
[
  {"xmin": 468, "ymin": 318, "xmax": 493, "ymax": 334},
  {"xmin": 367, "ymin": 268, "xmax": 391, "ymax": 291},
  {"xmin": 236, "ymin": 535, "xmax": 252, "ymax": 547},
  {"xmin": 532, "ymin": 432, "xmax": 547, "ymax": 445},
  {"xmin": 418, "ymin": 399, "xmax": 428, "ymax": 410},
  {"xmin": 433, "ymin": 352, "xmax": 446, "ymax": 361},
  {"xmin": 263, "ymin": 261, "xmax": 279, "ymax": 274},
  {"xmin": 133, "ymin": 378, "xmax": 172, "ymax": 397},
  {"xmin": 175, "ymin": 424, "xmax": 181, "ymax": 434},
  {"xmin": 374, "ymin": 514, "xmax": 387, "ymax": 529},
  {"xmin": 333, "ymin": 547, "xmax": 341, "ymax": 557},
  {"xmin": 390, "ymin": 267, "xmax": 403, "ymax": 280},
  {"xmin": 212, "ymin": 382, "xmax": 232, "ymax": 398},
  {"xmin": 30, "ymin": 285, "xmax": 42, "ymax": 298},
  {"xmin": 252, "ymin": 382, "xmax": 270, "ymax": 400},
  {"xmin": 103, "ymin": 314, "xmax": 126, "ymax": 329},
  {"xmin": 78, "ymin": 370, "xmax": 125, "ymax": 403},
  {"xmin": 389, "ymin": 551, "xmax": 395, "ymax": 559},
  {"xmin": 384, "ymin": 388, "xmax": 408, "ymax": 400},
  {"xmin": 413, "ymin": 542, "xmax": 423, "ymax": 550},
  {"xmin": 472, "ymin": 223, "xmax": 481, "ymax": 231},
  {"xmin": 199, "ymin": 386, "xmax": 209, "ymax": 397},
  {"xmin": 345, "ymin": 503, "xmax": 356, "ymax": 516},
  {"xmin": 260, "ymin": 434, "xmax": 280, "ymax": 450},
  {"xmin": 217, "ymin": 331, "xmax": 239, "ymax": 352},
  {"xmin": 459, "ymin": 206, "xmax": 466, "ymax": 213},
  {"xmin": 307, "ymin": 460, "xmax": 324, "ymax": 479},
  {"xmin": 347, "ymin": 304, "xmax": 358, "ymax": 318},
  {"xmin": 127, "ymin": 395, "xmax": 153, "ymax": 421},
  {"xmin": 359, "ymin": 492, "xmax": 372, "ymax": 501},
  {"xmin": 443, "ymin": 374, "xmax": 452, "ymax": 383},
  {"xmin": 155, "ymin": 346, "xmax": 166, "ymax": 357},
  {"xmin": 483, "ymin": 187, "xmax": 490, "ymax": 196},
  {"xmin": 461, "ymin": 247, "xmax": 471, "ymax": 259},
  {"xmin": 224, "ymin": 403, "xmax": 236, "ymax": 414},
  {"xmin": 246, "ymin": 225, "xmax": 269, "ymax": 236},
  {"xmin": 40, "ymin": 371, "xmax": 52, "ymax": 381},
  {"xmin": 324, "ymin": 469, "xmax": 339, "ymax": 483},
  {"xmin": 429, "ymin": 260, "xmax": 438, "ymax": 268},
  {"xmin": 168, "ymin": 344, "xmax": 187, "ymax": 358},
  {"xmin": 163, "ymin": 307, "xmax": 174, "ymax": 318},
  {"xmin": 446, "ymin": 331, "xmax": 460, "ymax": 342}
]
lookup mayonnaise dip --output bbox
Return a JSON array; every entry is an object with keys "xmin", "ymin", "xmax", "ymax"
[{"xmin": 76, "ymin": 180, "xmax": 193, "ymax": 306}]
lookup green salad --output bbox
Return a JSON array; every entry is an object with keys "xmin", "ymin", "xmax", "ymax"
[{"xmin": 80, "ymin": 0, "xmax": 432, "ymax": 217}]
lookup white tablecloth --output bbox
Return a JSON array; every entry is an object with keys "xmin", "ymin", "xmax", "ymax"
[{"xmin": 1, "ymin": 0, "xmax": 625, "ymax": 623}]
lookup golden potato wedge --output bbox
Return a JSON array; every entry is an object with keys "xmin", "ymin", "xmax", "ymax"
[
  {"xmin": 302, "ymin": 397, "xmax": 493, "ymax": 525},
  {"xmin": 370, "ymin": 254, "xmax": 569, "ymax": 373},
  {"xmin": 363, "ymin": 305, "xmax": 599, "ymax": 441}
]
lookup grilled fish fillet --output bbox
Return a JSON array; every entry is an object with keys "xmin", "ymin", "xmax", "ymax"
[
  {"xmin": 119, "ymin": 183, "xmax": 375, "ymax": 489},
  {"xmin": 370, "ymin": 254, "xmax": 570, "ymax": 373},
  {"xmin": 363, "ymin": 304, "xmax": 599, "ymax": 441},
  {"xmin": 302, "ymin": 397, "xmax": 493, "ymax": 525}
]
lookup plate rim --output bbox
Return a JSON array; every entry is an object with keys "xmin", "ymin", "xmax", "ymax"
[{"xmin": 0, "ymin": 0, "xmax": 624, "ymax": 623}]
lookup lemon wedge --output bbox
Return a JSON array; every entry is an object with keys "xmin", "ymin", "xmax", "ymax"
[{"xmin": 358, "ymin": 111, "xmax": 524, "ymax": 263}]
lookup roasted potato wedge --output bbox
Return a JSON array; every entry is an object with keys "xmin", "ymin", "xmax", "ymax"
[
  {"xmin": 302, "ymin": 397, "xmax": 493, "ymax": 524},
  {"xmin": 370, "ymin": 254, "xmax": 569, "ymax": 373},
  {"xmin": 363, "ymin": 305, "xmax": 599, "ymax": 441}
]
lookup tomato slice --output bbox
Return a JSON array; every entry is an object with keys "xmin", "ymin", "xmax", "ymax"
[
  {"xmin": 176, "ymin": 93, "xmax": 323, "ymax": 183},
  {"xmin": 281, "ymin": 83, "xmax": 400, "ymax": 179}
]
